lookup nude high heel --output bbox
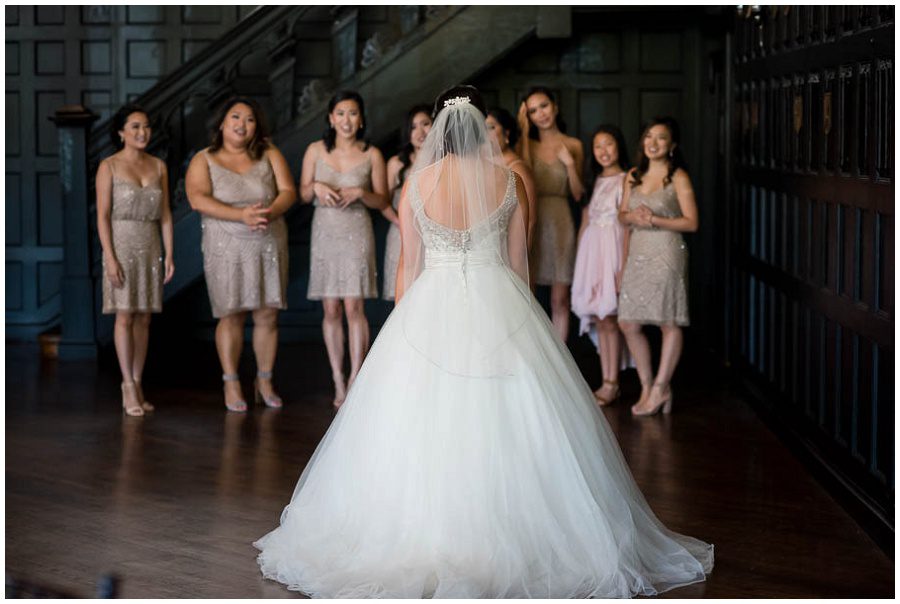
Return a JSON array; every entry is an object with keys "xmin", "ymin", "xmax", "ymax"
[
  {"xmin": 133, "ymin": 380, "xmax": 155, "ymax": 412},
  {"xmin": 631, "ymin": 382, "xmax": 673, "ymax": 416},
  {"xmin": 594, "ymin": 380, "xmax": 620, "ymax": 407},
  {"xmin": 121, "ymin": 382, "xmax": 144, "ymax": 417},
  {"xmin": 222, "ymin": 374, "xmax": 248, "ymax": 412},
  {"xmin": 254, "ymin": 370, "xmax": 283, "ymax": 408}
]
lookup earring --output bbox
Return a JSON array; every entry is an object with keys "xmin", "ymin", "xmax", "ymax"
[{"xmin": 668, "ymin": 149, "xmax": 674, "ymax": 158}]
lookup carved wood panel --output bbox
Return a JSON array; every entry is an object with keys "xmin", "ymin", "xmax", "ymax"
[{"xmin": 730, "ymin": 6, "xmax": 894, "ymax": 538}]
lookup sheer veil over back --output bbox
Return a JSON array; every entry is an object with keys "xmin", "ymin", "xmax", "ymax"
[
  {"xmin": 254, "ymin": 85, "xmax": 713, "ymax": 598},
  {"xmin": 396, "ymin": 93, "xmax": 532, "ymax": 378}
]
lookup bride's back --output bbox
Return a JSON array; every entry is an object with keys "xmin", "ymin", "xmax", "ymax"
[{"xmin": 414, "ymin": 155, "xmax": 511, "ymax": 232}]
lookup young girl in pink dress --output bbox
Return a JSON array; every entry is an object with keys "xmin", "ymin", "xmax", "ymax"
[{"xmin": 572, "ymin": 125, "xmax": 631, "ymax": 405}]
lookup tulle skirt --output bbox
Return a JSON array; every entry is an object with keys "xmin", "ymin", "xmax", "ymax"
[{"xmin": 254, "ymin": 260, "xmax": 713, "ymax": 598}]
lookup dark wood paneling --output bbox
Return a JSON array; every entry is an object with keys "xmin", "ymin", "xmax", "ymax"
[
  {"xmin": 126, "ymin": 6, "xmax": 165, "ymax": 25},
  {"xmin": 578, "ymin": 32, "xmax": 621, "ymax": 73},
  {"xmin": 37, "ymin": 172, "xmax": 62, "ymax": 246},
  {"xmin": 6, "ymin": 172, "xmax": 22, "ymax": 245},
  {"xmin": 6, "ymin": 91, "xmax": 21, "ymax": 156},
  {"xmin": 34, "ymin": 41, "xmax": 65, "ymax": 75},
  {"xmin": 37, "ymin": 261, "xmax": 62, "ymax": 305},
  {"xmin": 81, "ymin": 41, "xmax": 111, "ymax": 75},
  {"xmin": 34, "ymin": 6, "xmax": 64, "ymax": 25},
  {"xmin": 730, "ymin": 9, "xmax": 894, "ymax": 544},
  {"xmin": 6, "ymin": 262, "xmax": 24, "ymax": 310},
  {"xmin": 35, "ymin": 91, "xmax": 65, "ymax": 156},
  {"xmin": 181, "ymin": 6, "xmax": 223, "ymax": 25},
  {"xmin": 7, "ymin": 41, "xmax": 20, "ymax": 75}
]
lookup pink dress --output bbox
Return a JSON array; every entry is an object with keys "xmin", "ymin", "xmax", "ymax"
[{"xmin": 571, "ymin": 173, "xmax": 627, "ymax": 334}]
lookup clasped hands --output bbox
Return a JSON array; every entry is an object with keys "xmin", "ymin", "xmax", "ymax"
[
  {"xmin": 313, "ymin": 182, "xmax": 364, "ymax": 209},
  {"xmin": 241, "ymin": 203, "xmax": 272, "ymax": 232},
  {"xmin": 629, "ymin": 204, "xmax": 657, "ymax": 228}
]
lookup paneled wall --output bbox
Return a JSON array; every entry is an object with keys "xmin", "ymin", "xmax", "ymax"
[
  {"xmin": 730, "ymin": 6, "xmax": 894, "ymax": 541},
  {"xmin": 5, "ymin": 5, "xmax": 253, "ymax": 339}
]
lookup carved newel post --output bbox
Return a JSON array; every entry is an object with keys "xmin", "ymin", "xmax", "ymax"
[{"xmin": 50, "ymin": 105, "xmax": 99, "ymax": 358}]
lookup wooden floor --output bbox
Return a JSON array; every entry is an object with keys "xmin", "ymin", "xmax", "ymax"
[{"xmin": 5, "ymin": 338, "xmax": 894, "ymax": 598}]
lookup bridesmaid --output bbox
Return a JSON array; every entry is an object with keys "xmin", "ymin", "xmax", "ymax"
[
  {"xmin": 299, "ymin": 91, "xmax": 388, "ymax": 407},
  {"xmin": 617, "ymin": 117, "xmax": 699, "ymax": 416},
  {"xmin": 517, "ymin": 87, "xmax": 584, "ymax": 341},
  {"xmin": 185, "ymin": 97, "xmax": 297, "ymax": 412},
  {"xmin": 485, "ymin": 107, "xmax": 537, "ymax": 248},
  {"xmin": 97, "ymin": 104, "xmax": 174, "ymax": 416},
  {"xmin": 571, "ymin": 125, "xmax": 630, "ymax": 406},
  {"xmin": 382, "ymin": 103, "xmax": 432, "ymax": 301}
]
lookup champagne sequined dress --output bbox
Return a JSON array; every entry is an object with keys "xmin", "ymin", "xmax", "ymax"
[
  {"xmin": 307, "ymin": 156, "xmax": 378, "ymax": 299},
  {"xmin": 200, "ymin": 150, "xmax": 288, "ymax": 318},
  {"xmin": 101, "ymin": 158, "xmax": 164, "ymax": 314},
  {"xmin": 617, "ymin": 183, "xmax": 689, "ymax": 326},
  {"xmin": 531, "ymin": 158, "xmax": 575, "ymax": 285},
  {"xmin": 382, "ymin": 188, "xmax": 402, "ymax": 300}
]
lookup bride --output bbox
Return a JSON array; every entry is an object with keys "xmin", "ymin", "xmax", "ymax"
[{"xmin": 254, "ymin": 85, "xmax": 713, "ymax": 598}]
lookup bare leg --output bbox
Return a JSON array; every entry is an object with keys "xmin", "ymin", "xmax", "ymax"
[
  {"xmin": 594, "ymin": 316, "xmax": 621, "ymax": 403},
  {"xmin": 216, "ymin": 311, "xmax": 248, "ymax": 410},
  {"xmin": 344, "ymin": 297, "xmax": 370, "ymax": 391},
  {"xmin": 252, "ymin": 307, "xmax": 281, "ymax": 404},
  {"xmin": 131, "ymin": 313, "xmax": 154, "ymax": 411},
  {"xmin": 114, "ymin": 311, "xmax": 142, "ymax": 416},
  {"xmin": 550, "ymin": 283, "xmax": 571, "ymax": 343},
  {"xmin": 322, "ymin": 299, "xmax": 347, "ymax": 406},
  {"xmin": 642, "ymin": 324, "xmax": 682, "ymax": 412},
  {"xmin": 619, "ymin": 320, "xmax": 654, "ymax": 408}
]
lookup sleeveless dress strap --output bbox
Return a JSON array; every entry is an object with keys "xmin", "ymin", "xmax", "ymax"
[{"xmin": 108, "ymin": 157, "xmax": 116, "ymax": 178}]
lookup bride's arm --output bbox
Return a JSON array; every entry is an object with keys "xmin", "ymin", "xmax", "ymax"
[
  {"xmin": 507, "ymin": 174, "xmax": 530, "ymax": 286},
  {"xmin": 394, "ymin": 180, "xmax": 417, "ymax": 303}
]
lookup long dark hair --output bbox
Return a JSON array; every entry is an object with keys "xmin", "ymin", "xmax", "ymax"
[
  {"xmin": 110, "ymin": 103, "xmax": 150, "ymax": 149},
  {"xmin": 486, "ymin": 107, "xmax": 520, "ymax": 149},
  {"xmin": 432, "ymin": 85, "xmax": 487, "ymax": 155},
  {"xmin": 589, "ymin": 124, "xmax": 630, "ymax": 182},
  {"xmin": 630, "ymin": 116, "xmax": 687, "ymax": 189},
  {"xmin": 208, "ymin": 96, "xmax": 270, "ymax": 160},
  {"xmin": 323, "ymin": 90, "xmax": 369, "ymax": 152},
  {"xmin": 397, "ymin": 103, "xmax": 432, "ymax": 185},
  {"xmin": 524, "ymin": 86, "xmax": 566, "ymax": 141}
]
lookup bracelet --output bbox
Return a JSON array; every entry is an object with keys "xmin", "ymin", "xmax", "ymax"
[{"xmin": 649, "ymin": 215, "xmax": 655, "ymax": 228}]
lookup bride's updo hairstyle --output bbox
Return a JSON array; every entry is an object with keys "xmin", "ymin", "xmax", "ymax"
[{"xmin": 431, "ymin": 85, "xmax": 487, "ymax": 156}]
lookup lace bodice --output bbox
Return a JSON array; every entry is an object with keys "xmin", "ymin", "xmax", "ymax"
[{"xmin": 410, "ymin": 170, "xmax": 518, "ymax": 253}]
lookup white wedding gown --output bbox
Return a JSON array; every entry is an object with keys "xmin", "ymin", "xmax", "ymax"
[{"xmin": 254, "ymin": 172, "xmax": 713, "ymax": 598}]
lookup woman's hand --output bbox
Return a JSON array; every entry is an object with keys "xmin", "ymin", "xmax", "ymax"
[
  {"xmin": 313, "ymin": 182, "xmax": 341, "ymax": 207},
  {"xmin": 630, "ymin": 205, "xmax": 653, "ymax": 228},
  {"xmin": 105, "ymin": 254, "xmax": 125, "ymax": 289},
  {"xmin": 164, "ymin": 256, "xmax": 175, "ymax": 284},
  {"xmin": 241, "ymin": 203, "xmax": 270, "ymax": 229},
  {"xmin": 557, "ymin": 144, "xmax": 575, "ymax": 168},
  {"xmin": 517, "ymin": 102, "xmax": 529, "ymax": 133},
  {"xmin": 338, "ymin": 186, "xmax": 364, "ymax": 208}
]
